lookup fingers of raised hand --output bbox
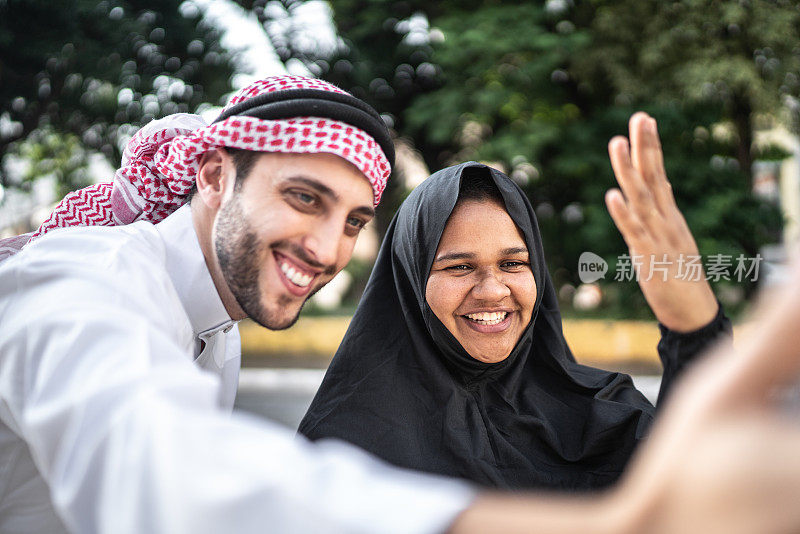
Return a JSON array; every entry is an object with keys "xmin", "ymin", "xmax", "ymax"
[
  {"xmin": 608, "ymin": 136, "xmax": 662, "ymax": 237},
  {"xmin": 629, "ymin": 113, "xmax": 676, "ymax": 215},
  {"xmin": 605, "ymin": 189, "xmax": 647, "ymax": 249}
]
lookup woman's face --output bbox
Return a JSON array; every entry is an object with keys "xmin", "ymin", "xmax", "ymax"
[{"xmin": 425, "ymin": 199, "xmax": 537, "ymax": 363}]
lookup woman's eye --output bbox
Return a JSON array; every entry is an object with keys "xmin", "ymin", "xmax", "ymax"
[
  {"xmin": 502, "ymin": 261, "xmax": 528, "ymax": 269},
  {"xmin": 445, "ymin": 264, "xmax": 471, "ymax": 271}
]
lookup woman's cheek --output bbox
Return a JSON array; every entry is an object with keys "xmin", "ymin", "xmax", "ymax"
[{"xmin": 426, "ymin": 275, "xmax": 462, "ymax": 319}]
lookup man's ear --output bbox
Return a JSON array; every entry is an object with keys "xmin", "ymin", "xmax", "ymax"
[{"xmin": 195, "ymin": 148, "xmax": 236, "ymax": 210}]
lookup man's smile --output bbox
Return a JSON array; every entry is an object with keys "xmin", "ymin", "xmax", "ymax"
[{"xmin": 274, "ymin": 250, "xmax": 320, "ymax": 296}]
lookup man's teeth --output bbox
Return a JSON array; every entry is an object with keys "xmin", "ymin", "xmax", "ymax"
[
  {"xmin": 280, "ymin": 262, "xmax": 313, "ymax": 288},
  {"xmin": 465, "ymin": 312, "xmax": 508, "ymax": 325}
]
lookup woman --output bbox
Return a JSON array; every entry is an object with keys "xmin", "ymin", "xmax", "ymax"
[{"xmin": 300, "ymin": 120, "xmax": 731, "ymax": 491}]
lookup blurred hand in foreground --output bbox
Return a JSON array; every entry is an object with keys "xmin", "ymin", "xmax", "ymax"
[{"xmin": 616, "ymin": 257, "xmax": 800, "ymax": 534}]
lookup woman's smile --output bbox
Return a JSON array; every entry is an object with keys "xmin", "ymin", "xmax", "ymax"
[{"xmin": 460, "ymin": 310, "xmax": 514, "ymax": 333}]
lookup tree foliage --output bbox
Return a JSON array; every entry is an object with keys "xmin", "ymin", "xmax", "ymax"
[
  {"xmin": 0, "ymin": 0, "xmax": 235, "ymax": 194},
  {"xmin": 243, "ymin": 0, "xmax": 792, "ymax": 315},
  {"xmin": 572, "ymin": 0, "xmax": 800, "ymax": 175}
]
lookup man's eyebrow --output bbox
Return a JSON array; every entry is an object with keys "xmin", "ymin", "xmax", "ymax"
[
  {"xmin": 351, "ymin": 205, "xmax": 375, "ymax": 219},
  {"xmin": 285, "ymin": 176, "xmax": 339, "ymax": 200},
  {"xmin": 285, "ymin": 175, "xmax": 374, "ymax": 218}
]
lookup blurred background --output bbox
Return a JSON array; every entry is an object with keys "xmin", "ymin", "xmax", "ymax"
[{"xmin": 2, "ymin": 0, "xmax": 798, "ymax": 428}]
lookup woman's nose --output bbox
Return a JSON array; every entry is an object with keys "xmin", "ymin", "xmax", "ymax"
[{"xmin": 471, "ymin": 271, "xmax": 511, "ymax": 301}]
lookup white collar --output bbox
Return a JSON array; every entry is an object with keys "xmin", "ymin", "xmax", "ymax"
[{"xmin": 155, "ymin": 204, "xmax": 236, "ymax": 338}]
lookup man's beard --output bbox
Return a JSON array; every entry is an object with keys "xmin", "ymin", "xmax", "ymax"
[{"xmin": 214, "ymin": 195, "xmax": 306, "ymax": 330}]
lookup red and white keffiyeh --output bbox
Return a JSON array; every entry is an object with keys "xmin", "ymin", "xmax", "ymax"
[{"xmin": 0, "ymin": 75, "xmax": 391, "ymax": 261}]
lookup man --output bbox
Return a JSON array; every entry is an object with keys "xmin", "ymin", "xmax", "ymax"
[
  {"xmin": 1, "ymin": 76, "xmax": 800, "ymax": 534},
  {"xmin": 0, "ymin": 75, "xmax": 473, "ymax": 533}
]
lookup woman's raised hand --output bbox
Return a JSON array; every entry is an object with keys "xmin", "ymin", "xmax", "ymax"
[{"xmin": 606, "ymin": 112, "xmax": 719, "ymax": 332}]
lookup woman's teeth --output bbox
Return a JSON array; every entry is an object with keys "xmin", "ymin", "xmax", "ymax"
[
  {"xmin": 280, "ymin": 261, "xmax": 313, "ymax": 288},
  {"xmin": 465, "ymin": 312, "xmax": 508, "ymax": 325}
]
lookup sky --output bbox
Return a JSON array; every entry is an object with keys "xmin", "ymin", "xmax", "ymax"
[
  {"xmin": 192, "ymin": 0, "xmax": 338, "ymax": 117},
  {"xmin": 193, "ymin": 0, "xmax": 287, "ymax": 121},
  {"xmin": 198, "ymin": 0, "xmax": 285, "ymax": 78}
]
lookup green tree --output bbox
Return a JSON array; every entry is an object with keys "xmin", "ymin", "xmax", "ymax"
[
  {"xmin": 0, "ymin": 0, "xmax": 235, "ymax": 194},
  {"xmin": 242, "ymin": 0, "xmax": 787, "ymax": 314},
  {"xmin": 15, "ymin": 128, "xmax": 91, "ymax": 200},
  {"xmin": 572, "ymin": 0, "xmax": 800, "ymax": 174}
]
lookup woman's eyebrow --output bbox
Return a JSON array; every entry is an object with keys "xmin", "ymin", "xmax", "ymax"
[
  {"xmin": 434, "ymin": 252, "xmax": 475, "ymax": 263},
  {"xmin": 434, "ymin": 247, "xmax": 528, "ymax": 263}
]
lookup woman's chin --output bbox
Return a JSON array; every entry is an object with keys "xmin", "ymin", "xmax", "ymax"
[{"xmin": 465, "ymin": 348, "xmax": 513, "ymax": 364}]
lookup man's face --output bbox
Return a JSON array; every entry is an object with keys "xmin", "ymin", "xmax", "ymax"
[{"xmin": 213, "ymin": 151, "xmax": 374, "ymax": 330}]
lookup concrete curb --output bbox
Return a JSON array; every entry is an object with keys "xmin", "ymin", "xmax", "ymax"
[{"xmin": 240, "ymin": 316, "xmax": 749, "ymax": 366}]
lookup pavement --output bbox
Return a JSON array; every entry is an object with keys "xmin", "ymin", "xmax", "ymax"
[{"xmin": 233, "ymin": 368, "xmax": 663, "ymax": 431}]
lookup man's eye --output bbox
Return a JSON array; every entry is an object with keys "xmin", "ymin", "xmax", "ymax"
[
  {"xmin": 346, "ymin": 217, "xmax": 366, "ymax": 230},
  {"xmin": 286, "ymin": 190, "xmax": 320, "ymax": 211},
  {"xmin": 295, "ymin": 191, "xmax": 316, "ymax": 205}
]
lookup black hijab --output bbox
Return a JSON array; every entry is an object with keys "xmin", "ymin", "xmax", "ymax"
[{"xmin": 299, "ymin": 162, "xmax": 655, "ymax": 491}]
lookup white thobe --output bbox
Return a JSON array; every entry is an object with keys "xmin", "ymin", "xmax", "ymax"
[{"xmin": 0, "ymin": 205, "xmax": 474, "ymax": 533}]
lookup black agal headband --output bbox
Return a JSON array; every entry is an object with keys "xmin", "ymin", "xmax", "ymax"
[{"xmin": 213, "ymin": 88, "xmax": 395, "ymax": 168}]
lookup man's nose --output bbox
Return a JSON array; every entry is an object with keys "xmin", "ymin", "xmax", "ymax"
[
  {"xmin": 303, "ymin": 219, "xmax": 344, "ymax": 269},
  {"xmin": 471, "ymin": 270, "xmax": 511, "ymax": 301}
]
